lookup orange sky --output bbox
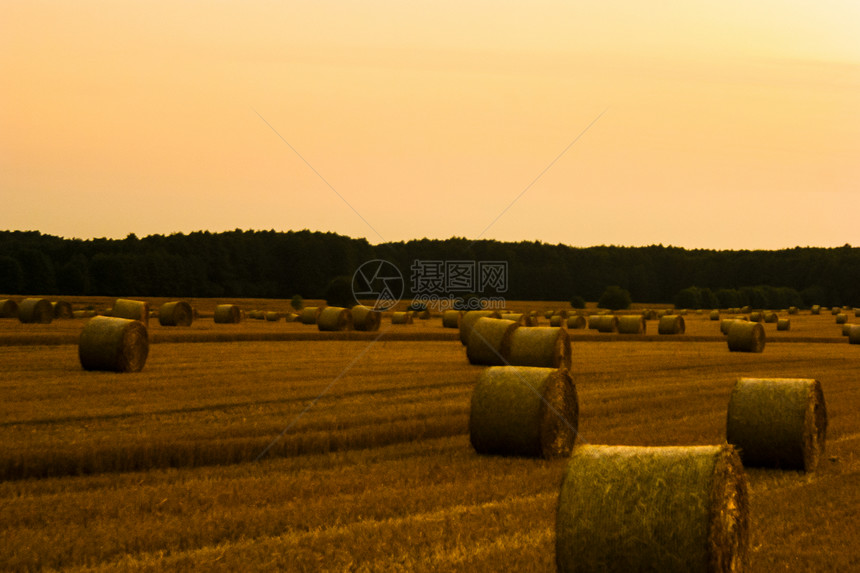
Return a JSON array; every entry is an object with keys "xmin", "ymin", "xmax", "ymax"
[{"xmin": 2, "ymin": 1, "xmax": 858, "ymax": 249}]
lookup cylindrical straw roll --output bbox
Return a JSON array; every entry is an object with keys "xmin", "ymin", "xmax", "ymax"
[
  {"xmin": 709, "ymin": 310, "xmax": 720, "ymax": 321},
  {"xmin": 557, "ymin": 444, "xmax": 749, "ymax": 573},
  {"xmin": 566, "ymin": 315, "xmax": 586, "ymax": 329},
  {"xmin": 587, "ymin": 315, "xmax": 602, "ymax": 330},
  {"xmin": 811, "ymin": 305, "xmax": 821, "ymax": 315},
  {"xmin": 283, "ymin": 312, "xmax": 298, "ymax": 323},
  {"xmin": 749, "ymin": 311, "xmax": 763, "ymax": 323},
  {"xmin": 549, "ymin": 315, "xmax": 564, "ymax": 327},
  {"xmin": 298, "ymin": 306, "xmax": 321, "ymax": 325},
  {"xmin": 617, "ymin": 315, "xmax": 645, "ymax": 335},
  {"xmin": 112, "ymin": 299, "xmax": 149, "ymax": 326},
  {"xmin": 848, "ymin": 325, "xmax": 860, "ymax": 344},
  {"xmin": 466, "ymin": 318, "xmax": 518, "ymax": 365},
  {"xmin": 720, "ymin": 318, "xmax": 746, "ymax": 335},
  {"xmin": 596, "ymin": 315, "xmax": 619, "ymax": 333},
  {"xmin": 507, "ymin": 327, "xmax": 571, "ymax": 370},
  {"xmin": 264, "ymin": 311, "xmax": 281, "ymax": 322},
  {"xmin": 441, "ymin": 310, "xmax": 462, "ymax": 329},
  {"xmin": 158, "ymin": 301, "xmax": 193, "ymax": 326},
  {"xmin": 390, "ymin": 311, "xmax": 413, "ymax": 324},
  {"xmin": 500, "ymin": 312, "xmax": 525, "ymax": 326},
  {"xmin": 72, "ymin": 310, "xmax": 96, "ymax": 318},
  {"xmin": 213, "ymin": 304, "xmax": 242, "ymax": 324},
  {"xmin": 317, "ymin": 306, "xmax": 352, "ymax": 331},
  {"xmin": 0, "ymin": 299, "xmax": 18, "ymax": 318},
  {"xmin": 657, "ymin": 314, "xmax": 685, "ymax": 335},
  {"xmin": 727, "ymin": 321, "xmax": 765, "ymax": 353},
  {"xmin": 835, "ymin": 313, "xmax": 847, "ymax": 324},
  {"xmin": 544, "ymin": 310, "xmax": 554, "ymax": 319},
  {"xmin": 459, "ymin": 310, "xmax": 501, "ymax": 345},
  {"xmin": 776, "ymin": 318, "xmax": 790, "ymax": 331},
  {"xmin": 17, "ymin": 298, "xmax": 53, "ymax": 324},
  {"xmin": 351, "ymin": 305, "xmax": 381, "ymax": 331},
  {"xmin": 52, "ymin": 300, "xmax": 73, "ymax": 319},
  {"xmin": 763, "ymin": 312, "xmax": 778, "ymax": 323},
  {"xmin": 470, "ymin": 366, "xmax": 577, "ymax": 459},
  {"xmin": 726, "ymin": 378, "xmax": 827, "ymax": 471},
  {"xmin": 78, "ymin": 316, "xmax": 149, "ymax": 373}
]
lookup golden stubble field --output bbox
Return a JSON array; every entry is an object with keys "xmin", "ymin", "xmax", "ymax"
[{"xmin": 0, "ymin": 304, "xmax": 858, "ymax": 572}]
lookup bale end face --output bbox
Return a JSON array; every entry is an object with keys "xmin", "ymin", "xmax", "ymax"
[
  {"xmin": 78, "ymin": 316, "xmax": 149, "ymax": 373},
  {"xmin": 727, "ymin": 321, "xmax": 765, "ymax": 353},
  {"xmin": 158, "ymin": 301, "xmax": 193, "ymax": 326},
  {"xmin": 214, "ymin": 304, "xmax": 242, "ymax": 324}
]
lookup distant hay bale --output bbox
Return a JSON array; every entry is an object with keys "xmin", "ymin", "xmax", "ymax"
[
  {"xmin": 549, "ymin": 315, "xmax": 564, "ymax": 327},
  {"xmin": 763, "ymin": 312, "xmax": 778, "ymax": 323},
  {"xmin": 112, "ymin": 299, "xmax": 149, "ymax": 326},
  {"xmin": 500, "ymin": 313, "xmax": 525, "ymax": 326},
  {"xmin": 594, "ymin": 315, "xmax": 619, "ymax": 333},
  {"xmin": 727, "ymin": 378, "xmax": 827, "ymax": 471},
  {"xmin": 507, "ymin": 327, "xmax": 571, "ymax": 370},
  {"xmin": 657, "ymin": 315, "xmax": 685, "ymax": 335},
  {"xmin": 351, "ymin": 305, "xmax": 381, "ymax": 331},
  {"xmin": 72, "ymin": 309, "xmax": 96, "ymax": 318},
  {"xmin": 788, "ymin": 306, "xmax": 799, "ymax": 315},
  {"xmin": 544, "ymin": 310, "xmax": 554, "ymax": 319},
  {"xmin": 554, "ymin": 309, "xmax": 569, "ymax": 319},
  {"xmin": 470, "ymin": 366, "xmax": 577, "ymax": 459},
  {"xmin": 831, "ymin": 307, "xmax": 841, "ymax": 315},
  {"xmin": 265, "ymin": 311, "xmax": 281, "ymax": 322},
  {"xmin": 283, "ymin": 312, "xmax": 298, "ymax": 323},
  {"xmin": 390, "ymin": 311, "xmax": 413, "ymax": 324},
  {"xmin": 740, "ymin": 305, "xmax": 751, "ymax": 314},
  {"xmin": 317, "ymin": 306, "xmax": 352, "ymax": 331},
  {"xmin": 17, "ymin": 298, "xmax": 53, "ymax": 324},
  {"xmin": 298, "ymin": 306, "xmax": 321, "ymax": 325},
  {"xmin": 0, "ymin": 299, "xmax": 17, "ymax": 318},
  {"xmin": 556, "ymin": 444, "xmax": 749, "ymax": 573},
  {"xmin": 248, "ymin": 310, "xmax": 264, "ymax": 320},
  {"xmin": 720, "ymin": 317, "xmax": 746, "ymax": 335},
  {"xmin": 566, "ymin": 315, "xmax": 586, "ymax": 329},
  {"xmin": 78, "ymin": 316, "xmax": 149, "ymax": 373},
  {"xmin": 587, "ymin": 315, "xmax": 602, "ymax": 330},
  {"xmin": 841, "ymin": 323, "xmax": 852, "ymax": 336},
  {"xmin": 441, "ymin": 310, "xmax": 462, "ymax": 329},
  {"xmin": 617, "ymin": 315, "xmax": 646, "ymax": 335},
  {"xmin": 855, "ymin": 309, "xmax": 860, "ymax": 318},
  {"xmin": 526, "ymin": 311, "xmax": 541, "ymax": 326},
  {"xmin": 835, "ymin": 313, "xmax": 847, "ymax": 324},
  {"xmin": 749, "ymin": 311, "xmax": 763, "ymax": 323},
  {"xmin": 213, "ymin": 304, "xmax": 242, "ymax": 324},
  {"xmin": 709, "ymin": 310, "xmax": 720, "ymax": 321},
  {"xmin": 415, "ymin": 309, "xmax": 431, "ymax": 320},
  {"xmin": 459, "ymin": 310, "xmax": 501, "ymax": 345},
  {"xmin": 158, "ymin": 301, "xmax": 193, "ymax": 326},
  {"xmin": 727, "ymin": 321, "xmax": 765, "ymax": 353},
  {"xmin": 466, "ymin": 318, "xmax": 518, "ymax": 365},
  {"xmin": 848, "ymin": 325, "xmax": 860, "ymax": 344},
  {"xmin": 776, "ymin": 318, "xmax": 791, "ymax": 331},
  {"xmin": 52, "ymin": 300, "xmax": 73, "ymax": 319},
  {"xmin": 811, "ymin": 305, "xmax": 821, "ymax": 315}
]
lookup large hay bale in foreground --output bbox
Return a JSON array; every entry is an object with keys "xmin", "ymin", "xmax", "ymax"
[
  {"xmin": 848, "ymin": 325, "xmax": 860, "ymax": 344},
  {"xmin": 657, "ymin": 314, "xmax": 685, "ymax": 335},
  {"xmin": 507, "ymin": 327, "xmax": 571, "ymax": 370},
  {"xmin": 0, "ymin": 299, "xmax": 18, "ymax": 318},
  {"xmin": 466, "ymin": 318, "xmax": 518, "ymax": 365},
  {"xmin": 617, "ymin": 315, "xmax": 646, "ymax": 335},
  {"xmin": 213, "ymin": 304, "xmax": 242, "ymax": 324},
  {"xmin": 557, "ymin": 444, "xmax": 749, "ymax": 573},
  {"xmin": 158, "ymin": 301, "xmax": 193, "ymax": 326},
  {"xmin": 298, "ymin": 306, "xmax": 321, "ymax": 325},
  {"xmin": 727, "ymin": 378, "xmax": 827, "ymax": 471},
  {"xmin": 112, "ymin": 299, "xmax": 149, "ymax": 326},
  {"xmin": 459, "ymin": 310, "xmax": 501, "ymax": 345},
  {"xmin": 776, "ymin": 318, "xmax": 790, "ymax": 331},
  {"xmin": 318, "ymin": 306, "xmax": 352, "ymax": 331},
  {"xmin": 52, "ymin": 300, "xmax": 73, "ymax": 319},
  {"xmin": 390, "ymin": 311, "xmax": 413, "ymax": 325},
  {"xmin": 566, "ymin": 315, "xmax": 586, "ymax": 329},
  {"xmin": 727, "ymin": 321, "xmax": 765, "ymax": 353},
  {"xmin": 17, "ymin": 298, "xmax": 53, "ymax": 324},
  {"xmin": 441, "ymin": 310, "xmax": 462, "ymax": 329},
  {"xmin": 470, "ymin": 366, "xmax": 577, "ymax": 458},
  {"xmin": 78, "ymin": 316, "xmax": 149, "ymax": 373},
  {"xmin": 351, "ymin": 305, "xmax": 381, "ymax": 331}
]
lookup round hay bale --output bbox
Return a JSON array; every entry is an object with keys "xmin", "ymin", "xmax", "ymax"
[
  {"xmin": 459, "ymin": 310, "xmax": 501, "ymax": 345},
  {"xmin": 642, "ymin": 309, "xmax": 658, "ymax": 320},
  {"xmin": 265, "ymin": 311, "xmax": 281, "ymax": 322},
  {"xmin": 466, "ymin": 318, "xmax": 518, "ymax": 366},
  {"xmin": 727, "ymin": 321, "xmax": 765, "ymax": 353},
  {"xmin": 720, "ymin": 317, "xmax": 746, "ymax": 335},
  {"xmin": 525, "ymin": 311, "xmax": 541, "ymax": 327},
  {"xmin": 507, "ymin": 327, "xmax": 571, "ymax": 370},
  {"xmin": 855, "ymin": 309, "xmax": 860, "ymax": 318},
  {"xmin": 283, "ymin": 312, "xmax": 298, "ymax": 323},
  {"xmin": 213, "ymin": 304, "xmax": 242, "ymax": 324},
  {"xmin": 657, "ymin": 315, "xmax": 685, "ymax": 335},
  {"xmin": 740, "ymin": 305, "xmax": 751, "ymax": 314},
  {"xmin": 318, "ymin": 306, "xmax": 352, "ymax": 331},
  {"xmin": 727, "ymin": 378, "xmax": 827, "ymax": 471},
  {"xmin": 500, "ymin": 312, "xmax": 525, "ymax": 326},
  {"xmin": 788, "ymin": 306, "xmax": 799, "ymax": 315},
  {"xmin": 17, "ymin": 298, "xmax": 53, "ymax": 324},
  {"xmin": 441, "ymin": 310, "xmax": 462, "ymax": 329},
  {"xmin": 749, "ymin": 311, "xmax": 763, "ymax": 323},
  {"xmin": 776, "ymin": 318, "xmax": 790, "ymax": 331},
  {"xmin": 848, "ymin": 325, "xmax": 860, "ymax": 344},
  {"xmin": 549, "ymin": 315, "xmax": 564, "ymax": 327},
  {"xmin": 158, "ymin": 301, "xmax": 193, "ymax": 326},
  {"xmin": 835, "ymin": 313, "xmax": 847, "ymax": 324},
  {"xmin": 811, "ymin": 305, "xmax": 821, "ymax": 315},
  {"xmin": 72, "ymin": 309, "xmax": 96, "ymax": 318},
  {"xmin": 415, "ymin": 309, "xmax": 430, "ymax": 320},
  {"xmin": 566, "ymin": 315, "xmax": 586, "ymax": 329},
  {"xmin": 0, "ymin": 299, "xmax": 18, "ymax": 318},
  {"xmin": 831, "ymin": 307, "xmax": 841, "ymax": 315},
  {"xmin": 390, "ymin": 311, "xmax": 413, "ymax": 325},
  {"xmin": 112, "ymin": 299, "xmax": 149, "ymax": 325},
  {"xmin": 544, "ymin": 310, "xmax": 554, "ymax": 319},
  {"xmin": 556, "ymin": 444, "xmax": 749, "ymax": 573},
  {"xmin": 51, "ymin": 300, "xmax": 73, "ymax": 319},
  {"xmin": 352, "ymin": 305, "xmax": 381, "ymax": 331},
  {"xmin": 554, "ymin": 309, "xmax": 569, "ymax": 319},
  {"xmin": 596, "ymin": 315, "xmax": 619, "ymax": 333},
  {"xmin": 470, "ymin": 366, "xmax": 577, "ymax": 459},
  {"xmin": 78, "ymin": 316, "xmax": 149, "ymax": 373},
  {"xmin": 617, "ymin": 315, "xmax": 646, "ymax": 335},
  {"xmin": 587, "ymin": 315, "xmax": 602, "ymax": 330},
  {"xmin": 763, "ymin": 311, "xmax": 778, "ymax": 323},
  {"xmin": 248, "ymin": 310, "xmax": 264, "ymax": 320},
  {"xmin": 709, "ymin": 310, "xmax": 720, "ymax": 321},
  {"xmin": 298, "ymin": 306, "xmax": 321, "ymax": 325}
]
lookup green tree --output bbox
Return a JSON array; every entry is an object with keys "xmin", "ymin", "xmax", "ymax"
[
  {"xmin": 569, "ymin": 295, "xmax": 586, "ymax": 309},
  {"xmin": 291, "ymin": 294, "xmax": 304, "ymax": 311},
  {"xmin": 324, "ymin": 276, "xmax": 354, "ymax": 307},
  {"xmin": 674, "ymin": 287, "xmax": 702, "ymax": 309},
  {"xmin": 0, "ymin": 256, "xmax": 24, "ymax": 293},
  {"xmin": 598, "ymin": 286, "xmax": 631, "ymax": 310}
]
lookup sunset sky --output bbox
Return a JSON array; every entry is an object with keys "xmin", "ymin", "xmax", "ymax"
[{"xmin": 2, "ymin": 1, "xmax": 858, "ymax": 250}]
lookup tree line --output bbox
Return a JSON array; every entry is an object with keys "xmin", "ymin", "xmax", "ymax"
[{"xmin": 0, "ymin": 230, "xmax": 857, "ymax": 307}]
